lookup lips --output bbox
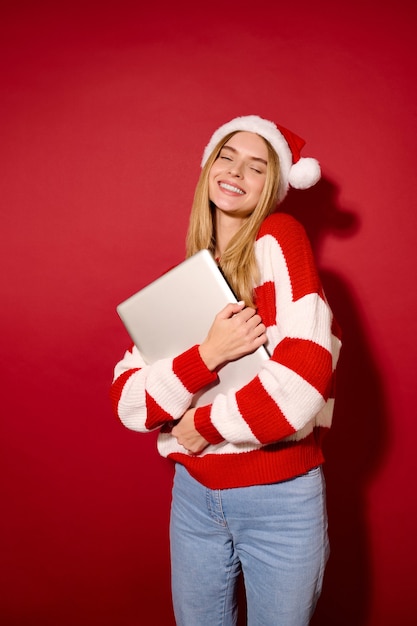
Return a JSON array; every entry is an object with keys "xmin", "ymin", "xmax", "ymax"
[{"xmin": 218, "ymin": 181, "xmax": 245, "ymax": 195}]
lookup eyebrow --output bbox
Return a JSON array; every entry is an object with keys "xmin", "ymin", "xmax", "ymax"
[{"xmin": 221, "ymin": 145, "xmax": 268, "ymax": 166}]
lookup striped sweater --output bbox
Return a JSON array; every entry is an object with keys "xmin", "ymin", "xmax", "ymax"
[{"xmin": 110, "ymin": 212, "xmax": 342, "ymax": 489}]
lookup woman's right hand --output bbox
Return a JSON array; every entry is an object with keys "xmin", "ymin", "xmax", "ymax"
[{"xmin": 198, "ymin": 302, "xmax": 267, "ymax": 371}]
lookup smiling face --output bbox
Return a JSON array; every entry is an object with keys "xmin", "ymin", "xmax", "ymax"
[{"xmin": 208, "ymin": 131, "xmax": 269, "ymax": 221}]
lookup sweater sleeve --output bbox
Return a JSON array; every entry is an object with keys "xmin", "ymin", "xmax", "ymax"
[
  {"xmin": 110, "ymin": 343, "xmax": 218, "ymax": 432},
  {"xmin": 193, "ymin": 213, "xmax": 342, "ymax": 446}
]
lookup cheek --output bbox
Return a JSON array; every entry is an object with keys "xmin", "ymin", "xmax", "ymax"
[
  {"xmin": 208, "ymin": 174, "xmax": 217, "ymax": 197},
  {"xmin": 209, "ymin": 162, "xmax": 222, "ymax": 179},
  {"xmin": 208, "ymin": 163, "xmax": 219, "ymax": 185},
  {"xmin": 251, "ymin": 178, "xmax": 266, "ymax": 202}
]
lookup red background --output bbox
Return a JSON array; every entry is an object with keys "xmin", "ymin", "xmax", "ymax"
[{"xmin": 1, "ymin": 1, "xmax": 416, "ymax": 624}]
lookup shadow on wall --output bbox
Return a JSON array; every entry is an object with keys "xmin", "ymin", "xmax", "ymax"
[{"xmin": 281, "ymin": 178, "xmax": 390, "ymax": 626}]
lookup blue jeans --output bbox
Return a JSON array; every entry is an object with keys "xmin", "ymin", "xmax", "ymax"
[{"xmin": 170, "ymin": 463, "xmax": 329, "ymax": 626}]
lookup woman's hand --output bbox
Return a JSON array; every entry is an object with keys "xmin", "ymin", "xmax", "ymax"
[
  {"xmin": 199, "ymin": 302, "xmax": 266, "ymax": 371},
  {"xmin": 171, "ymin": 408, "xmax": 209, "ymax": 455}
]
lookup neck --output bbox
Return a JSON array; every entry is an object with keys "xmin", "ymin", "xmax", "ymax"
[{"xmin": 214, "ymin": 210, "xmax": 245, "ymax": 258}]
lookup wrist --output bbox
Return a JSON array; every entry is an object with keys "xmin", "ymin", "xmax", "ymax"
[
  {"xmin": 194, "ymin": 406, "xmax": 224, "ymax": 445},
  {"xmin": 198, "ymin": 342, "xmax": 223, "ymax": 372},
  {"xmin": 173, "ymin": 345, "xmax": 218, "ymax": 392}
]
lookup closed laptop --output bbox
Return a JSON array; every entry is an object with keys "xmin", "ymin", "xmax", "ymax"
[{"xmin": 116, "ymin": 249, "xmax": 269, "ymax": 407}]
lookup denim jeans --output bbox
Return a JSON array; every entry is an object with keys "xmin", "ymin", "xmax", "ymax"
[{"xmin": 170, "ymin": 463, "xmax": 329, "ymax": 626}]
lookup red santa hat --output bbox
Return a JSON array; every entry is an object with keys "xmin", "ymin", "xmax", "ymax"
[{"xmin": 201, "ymin": 115, "xmax": 321, "ymax": 203}]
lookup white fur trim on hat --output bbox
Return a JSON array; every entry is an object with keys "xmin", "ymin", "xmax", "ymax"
[{"xmin": 201, "ymin": 115, "xmax": 321, "ymax": 203}]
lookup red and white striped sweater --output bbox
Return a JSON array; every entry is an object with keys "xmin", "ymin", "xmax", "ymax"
[{"xmin": 110, "ymin": 212, "xmax": 342, "ymax": 489}]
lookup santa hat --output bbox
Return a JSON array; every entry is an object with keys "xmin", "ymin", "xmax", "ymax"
[{"xmin": 201, "ymin": 115, "xmax": 321, "ymax": 203}]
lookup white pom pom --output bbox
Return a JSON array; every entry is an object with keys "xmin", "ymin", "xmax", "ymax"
[{"xmin": 288, "ymin": 157, "xmax": 321, "ymax": 190}]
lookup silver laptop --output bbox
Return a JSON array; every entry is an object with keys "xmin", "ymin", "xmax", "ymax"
[{"xmin": 116, "ymin": 249, "xmax": 269, "ymax": 407}]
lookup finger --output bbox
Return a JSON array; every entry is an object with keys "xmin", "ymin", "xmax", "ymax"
[
  {"xmin": 244, "ymin": 314, "xmax": 264, "ymax": 331},
  {"xmin": 249, "ymin": 321, "xmax": 266, "ymax": 337},
  {"xmin": 217, "ymin": 301, "xmax": 246, "ymax": 319},
  {"xmin": 252, "ymin": 333, "xmax": 267, "ymax": 348},
  {"xmin": 233, "ymin": 306, "xmax": 258, "ymax": 323}
]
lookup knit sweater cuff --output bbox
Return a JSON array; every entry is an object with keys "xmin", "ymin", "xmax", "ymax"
[
  {"xmin": 173, "ymin": 345, "xmax": 218, "ymax": 394},
  {"xmin": 194, "ymin": 406, "xmax": 224, "ymax": 445}
]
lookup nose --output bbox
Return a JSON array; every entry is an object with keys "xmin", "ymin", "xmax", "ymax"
[{"xmin": 228, "ymin": 160, "xmax": 243, "ymax": 178}]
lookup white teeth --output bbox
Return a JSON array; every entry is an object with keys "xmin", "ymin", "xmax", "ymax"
[{"xmin": 220, "ymin": 182, "xmax": 245, "ymax": 194}]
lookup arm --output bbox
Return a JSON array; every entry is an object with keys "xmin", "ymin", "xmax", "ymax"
[
  {"xmin": 171, "ymin": 301, "xmax": 267, "ymax": 454},
  {"xmin": 110, "ymin": 343, "xmax": 218, "ymax": 432},
  {"xmin": 190, "ymin": 213, "xmax": 342, "ymax": 448},
  {"xmin": 110, "ymin": 302, "xmax": 264, "ymax": 434}
]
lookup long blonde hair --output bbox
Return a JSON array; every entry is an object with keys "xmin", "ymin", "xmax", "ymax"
[{"xmin": 186, "ymin": 132, "xmax": 280, "ymax": 307}]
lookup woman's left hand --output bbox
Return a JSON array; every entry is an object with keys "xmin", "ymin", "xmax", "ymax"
[{"xmin": 171, "ymin": 408, "xmax": 209, "ymax": 455}]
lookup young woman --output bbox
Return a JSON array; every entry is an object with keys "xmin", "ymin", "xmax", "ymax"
[{"xmin": 111, "ymin": 115, "xmax": 342, "ymax": 626}]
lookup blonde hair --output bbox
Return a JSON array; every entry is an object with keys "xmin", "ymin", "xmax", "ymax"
[{"xmin": 185, "ymin": 132, "xmax": 280, "ymax": 307}]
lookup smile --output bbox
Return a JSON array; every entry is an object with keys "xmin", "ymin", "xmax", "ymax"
[{"xmin": 219, "ymin": 182, "xmax": 245, "ymax": 195}]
